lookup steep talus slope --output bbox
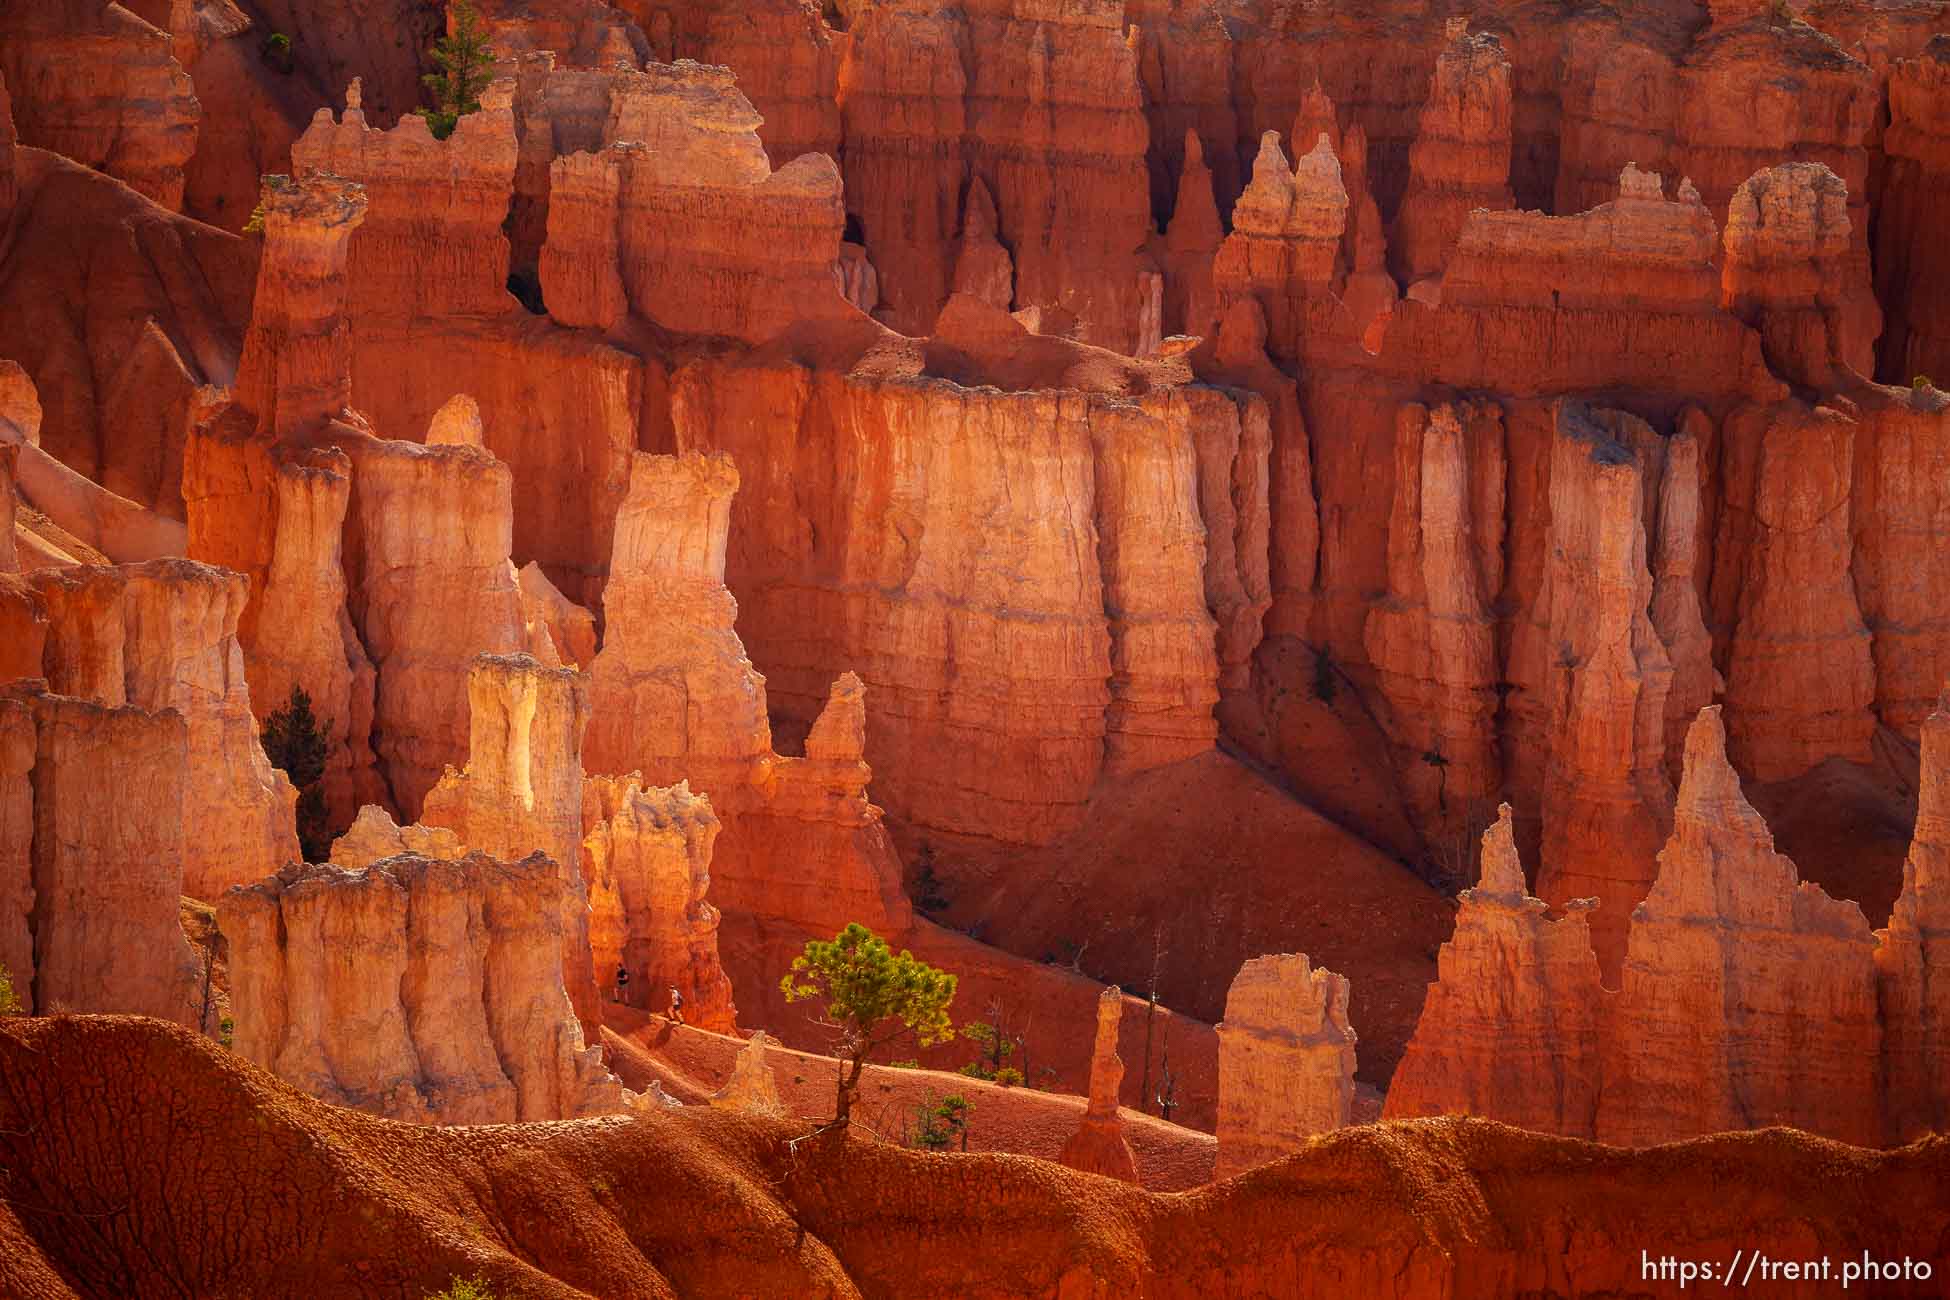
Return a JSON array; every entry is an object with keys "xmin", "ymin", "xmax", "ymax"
[{"xmin": 3, "ymin": 1016, "xmax": 1946, "ymax": 1299}]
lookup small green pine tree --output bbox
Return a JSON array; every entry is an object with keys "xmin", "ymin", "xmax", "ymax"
[
  {"xmin": 261, "ymin": 686, "xmax": 332, "ymax": 863},
  {"xmin": 780, "ymin": 923, "xmax": 957, "ymax": 1127},
  {"xmin": 914, "ymin": 1093, "xmax": 973, "ymax": 1151},
  {"xmin": 419, "ymin": 0, "xmax": 497, "ymax": 140}
]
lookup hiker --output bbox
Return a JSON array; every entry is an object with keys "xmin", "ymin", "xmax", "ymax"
[
  {"xmin": 615, "ymin": 963, "xmax": 630, "ymax": 1004},
  {"xmin": 668, "ymin": 986, "xmax": 684, "ymax": 1025}
]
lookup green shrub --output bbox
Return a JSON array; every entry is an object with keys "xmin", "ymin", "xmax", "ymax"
[
  {"xmin": 425, "ymin": 1279, "xmax": 494, "ymax": 1300},
  {"xmin": 914, "ymin": 1094, "xmax": 973, "ymax": 1151},
  {"xmin": 992, "ymin": 1066, "xmax": 1024, "ymax": 1088},
  {"xmin": 260, "ymin": 32, "xmax": 294, "ymax": 73},
  {"xmin": 0, "ymin": 963, "xmax": 21, "ymax": 1016}
]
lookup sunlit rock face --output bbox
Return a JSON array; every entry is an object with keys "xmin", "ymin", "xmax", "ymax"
[{"xmin": 220, "ymin": 849, "xmax": 624, "ymax": 1125}]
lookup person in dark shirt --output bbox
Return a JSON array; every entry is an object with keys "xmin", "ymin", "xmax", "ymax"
[{"xmin": 614, "ymin": 964, "xmax": 630, "ymax": 1004}]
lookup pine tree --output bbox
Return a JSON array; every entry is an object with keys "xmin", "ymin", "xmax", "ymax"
[
  {"xmin": 419, "ymin": 0, "xmax": 496, "ymax": 141},
  {"xmin": 780, "ymin": 923, "xmax": 957, "ymax": 1127},
  {"xmin": 261, "ymin": 686, "xmax": 332, "ymax": 863}
]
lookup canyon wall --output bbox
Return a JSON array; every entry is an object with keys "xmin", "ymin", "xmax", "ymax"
[
  {"xmin": 27, "ymin": 559, "xmax": 298, "ymax": 901},
  {"xmin": 220, "ymin": 850, "xmax": 624, "ymax": 1124},
  {"xmin": 1, "ymin": 681, "xmax": 202, "ymax": 1025}
]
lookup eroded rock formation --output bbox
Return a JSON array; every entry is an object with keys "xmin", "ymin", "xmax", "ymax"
[
  {"xmin": 580, "ymin": 775, "xmax": 736, "ymax": 1032},
  {"xmin": 1363, "ymin": 401, "xmax": 1502, "ymax": 840},
  {"xmin": 292, "ymin": 83, "xmax": 518, "ymax": 322},
  {"xmin": 1879, "ymin": 689, "xmax": 1950, "ymax": 1143},
  {"xmin": 1599, "ymin": 706, "xmax": 1882, "ymax": 1147},
  {"xmin": 1057, "ymin": 985, "xmax": 1139, "ymax": 1183},
  {"xmin": 342, "ymin": 437, "xmax": 527, "ymax": 816},
  {"xmin": 28, "ymin": 559, "xmax": 298, "ymax": 900},
  {"xmin": 1391, "ymin": 23, "xmax": 1513, "ymax": 285},
  {"xmin": 0, "ymin": 681, "xmax": 201, "ymax": 1024},
  {"xmin": 418, "ymin": 653, "xmax": 603, "ymax": 1038},
  {"xmin": 1713, "ymin": 399, "xmax": 1877, "ymax": 780},
  {"xmin": 1383, "ymin": 806, "xmax": 1604, "ymax": 1136},
  {"xmin": 1214, "ymin": 952, "xmax": 1355, "ymax": 1179},
  {"xmin": 708, "ymin": 1029, "xmax": 784, "ymax": 1116},
  {"xmin": 1879, "ymin": 39, "xmax": 1950, "ymax": 386},
  {"xmin": 1514, "ymin": 402, "xmax": 1675, "ymax": 977},
  {"xmin": 220, "ymin": 850, "xmax": 623, "ymax": 1124},
  {"xmin": 0, "ymin": 0, "xmax": 198, "ymax": 210}
]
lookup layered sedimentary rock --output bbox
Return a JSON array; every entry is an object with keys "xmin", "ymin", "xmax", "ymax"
[
  {"xmin": 219, "ymin": 851, "xmax": 623, "ymax": 1124},
  {"xmin": 1212, "ymin": 131, "xmax": 1348, "ymax": 359},
  {"xmin": 1598, "ymin": 707, "xmax": 1882, "ymax": 1148},
  {"xmin": 1721, "ymin": 162, "xmax": 1880, "ymax": 386},
  {"xmin": 517, "ymin": 561, "xmax": 598, "ymax": 669},
  {"xmin": 0, "ymin": 135, "xmax": 254, "ymax": 507},
  {"xmin": 0, "ymin": 364, "xmax": 190, "ymax": 573},
  {"xmin": 1712, "ymin": 399, "xmax": 1876, "ymax": 780},
  {"xmin": 1850, "ymin": 384, "xmax": 1950, "ymax": 737},
  {"xmin": 1193, "ymin": 299, "xmax": 1315, "ymax": 650},
  {"xmin": 342, "ymin": 436, "xmax": 526, "ymax": 815},
  {"xmin": 478, "ymin": 0, "xmax": 650, "ymax": 69},
  {"xmin": 1057, "ymin": 985, "xmax": 1139, "ymax": 1183},
  {"xmin": 29, "ymin": 559, "xmax": 298, "ymax": 900},
  {"xmin": 950, "ymin": 178, "xmax": 1014, "ymax": 314},
  {"xmin": 708, "ymin": 1029, "xmax": 784, "ymax": 1115},
  {"xmin": 837, "ymin": 0, "xmax": 1155, "ymax": 350},
  {"xmin": 291, "ymin": 82, "xmax": 518, "ymax": 321},
  {"xmin": 539, "ymin": 61, "xmax": 850, "ymax": 343},
  {"xmin": 1552, "ymin": 7, "xmax": 1877, "ymax": 263},
  {"xmin": 0, "ymin": 699, "xmax": 28, "ymax": 1002},
  {"xmin": 0, "ymin": 0, "xmax": 198, "ymax": 209},
  {"xmin": 582, "ymin": 452, "xmax": 909, "ymax": 934},
  {"xmin": 1878, "ymin": 40, "xmax": 1950, "ymax": 386},
  {"xmin": 1383, "ymin": 806, "xmax": 1604, "ymax": 1137},
  {"xmin": 1161, "ymin": 130, "xmax": 1222, "ymax": 341},
  {"xmin": 1879, "ymin": 690, "xmax": 1950, "ymax": 1143},
  {"xmin": 1514, "ymin": 403, "xmax": 1675, "ymax": 976},
  {"xmin": 1391, "ymin": 24, "xmax": 1513, "ymax": 284},
  {"xmin": 584, "ymin": 452, "xmax": 769, "ymax": 796},
  {"xmin": 245, "ymin": 448, "xmax": 382, "ymax": 825},
  {"xmin": 579, "ymin": 775, "xmax": 736, "ymax": 1032},
  {"xmin": 419, "ymin": 654, "xmax": 603, "ymax": 1038},
  {"xmin": 0, "ymin": 68, "xmax": 15, "ymax": 230},
  {"xmin": 329, "ymin": 804, "xmax": 464, "ymax": 867},
  {"xmin": 1091, "ymin": 396, "xmax": 1220, "ymax": 774},
  {"xmin": 1, "ymin": 683, "xmax": 201, "ymax": 1024},
  {"xmin": 0, "ymin": 445, "xmax": 15, "ymax": 576},
  {"xmin": 1363, "ymin": 401, "xmax": 1503, "ymax": 839},
  {"xmin": 1214, "ymin": 952, "xmax": 1355, "ymax": 1179},
  {"xmin": 184, "ymin": 172, "xmax": 384, "ymax": 828},
  {"xmin": 631, "ymin": 0, "xmax": 842, "ymax": 166},
  {"xmin": 1649, "ymin": 412, "xmax": 1722, "ymax": 777},
  {"xmin": 671, "ymin": 338, "xmax": 1252, "ymax": 846},
  {"xmin": 0, "ymin": 363, "xmax": 188, "ymax": 568},
  {"xmin": 1441, "ymin": 164, "xmax": 1720, "ymax": 313}
]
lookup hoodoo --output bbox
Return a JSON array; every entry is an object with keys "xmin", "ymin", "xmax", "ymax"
[{"xmin": 4, "ymin": 0, "xmax": 1948, "ymax": 1287}]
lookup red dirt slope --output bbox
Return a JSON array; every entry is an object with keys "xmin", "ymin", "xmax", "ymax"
[
  {"xmin": 600, "ymin": 1007, "xmax": 1217, "ymax": 1191},
  {"xmin": 4, "ymin": 1016, "xmax": 1947, "ymax": 1299}
]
